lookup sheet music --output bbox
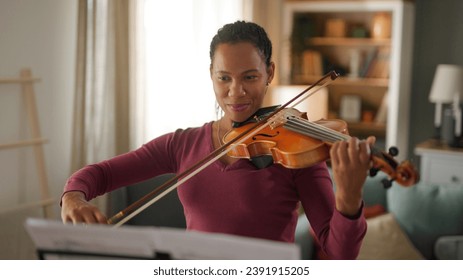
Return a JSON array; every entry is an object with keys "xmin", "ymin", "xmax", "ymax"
[
  {"xmin": 24, "ymin": 218, "xmax": 300, "ymax": 260},
  {"xmin": 25, "ymin": 218, "xmax": 156, "ymax": 259}
]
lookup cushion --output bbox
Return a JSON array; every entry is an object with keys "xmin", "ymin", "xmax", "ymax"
[
  {"xmin": 364, "ymin": 204, "xmax": 386, "ymax": 219},
  {"xmin": 434, "ymin": 236, "xmax": 463, "ymax": 260},
  {"xmin": 357, "ymin": 213, "xmax": 424, "ymax": 260},
  {"xmin": 387, "ymin": 182, "xmax": 463, "ymax": 259}
]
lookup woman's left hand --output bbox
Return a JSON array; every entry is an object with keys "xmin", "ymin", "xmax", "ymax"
[{"xmin": 330, "ymin": 136, "xmax": 376, "ymax": 217}]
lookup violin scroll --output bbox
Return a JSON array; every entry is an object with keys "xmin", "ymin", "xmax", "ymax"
[
  {"xmin": 377, "ymin": 161, "xmax": 419, "ymax": 189},
  {"xmin": 369, "ymin": 146, "xmax": 420, "ymax": 188},
  {"xmin": 394, "ymin": 160, "xmax": 420, "ymax": 186}
]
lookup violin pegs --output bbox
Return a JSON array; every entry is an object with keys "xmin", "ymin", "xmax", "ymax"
[
  {"xmin": 388, "ymin": 146, "xmax": 399, "ymax": 157},
  {"xmin": 369, "ymin": 167, "xmax": 379, "ymax": 177},
  {"xmin": 381, "ymin": 178, "xmax": 394, "ymax": 189}
]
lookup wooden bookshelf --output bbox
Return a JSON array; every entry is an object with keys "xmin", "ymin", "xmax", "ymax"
[{"xmin": 280, "ymin": 1, "xmax": 415, "ymax": 158}]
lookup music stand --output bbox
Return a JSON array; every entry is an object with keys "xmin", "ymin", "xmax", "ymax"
[{"xmin": 24, "ymin": 218, "xmax": 300, "ymax": 260}]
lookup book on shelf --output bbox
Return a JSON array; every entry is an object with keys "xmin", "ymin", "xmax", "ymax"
[
  {"xmin": 360, "ymin": 48, "xmax": 378, "ymax": 77},
  {"xmin": 360, "ymin": 48, "xmax": 390, "ymax": 79},
  {"xmin": 374, "ymin": 91, "xmax": 388, "ymax": 124},
  {"xmin": 302, "ymin": 50, "xmax": 323, "ymax": 77}
]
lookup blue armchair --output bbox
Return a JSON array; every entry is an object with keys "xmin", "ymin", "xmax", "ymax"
[{"xmin": 295, "ymin": 172, "xmax": 463, "ymax": 259}]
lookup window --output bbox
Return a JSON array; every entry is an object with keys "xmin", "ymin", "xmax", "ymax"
[{"xmin": 133, "ymin": 0, "xmax": 244, "ymax": 145}]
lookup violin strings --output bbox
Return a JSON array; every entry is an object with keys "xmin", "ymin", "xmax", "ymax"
[
  {"xmin": 284, "ymin": 115, "xmax": 349, "ymax": 143},
  {"xmin": 284, "ymin": 115, "xmax": 388, "ymax": 161}
]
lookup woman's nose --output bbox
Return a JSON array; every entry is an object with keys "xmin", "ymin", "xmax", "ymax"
[{"xmin": 228, "ymin": 82, "xmax": 245, "ymax": 97}]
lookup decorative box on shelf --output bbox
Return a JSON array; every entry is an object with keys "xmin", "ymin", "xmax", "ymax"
[{"xmin": 414, "ymin": 139, "xmax": 463, "ymax": 184}]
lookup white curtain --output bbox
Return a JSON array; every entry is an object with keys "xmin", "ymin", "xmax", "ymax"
[
  {"xmin": 130, "ymin": 0, "xmax": 247, "ymax": 147},
  {"xmin": 72, "ymin": 0, "xmax": 130, "ymax": 170}
]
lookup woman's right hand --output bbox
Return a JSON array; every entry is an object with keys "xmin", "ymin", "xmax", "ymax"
[{"xmin": 61, "ymin": 191, "xmax": 108, "ymax": 224}]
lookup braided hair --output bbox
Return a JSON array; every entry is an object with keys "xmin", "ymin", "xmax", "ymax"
[{"xmin": 209, "ymin": 21, "xmax": 273, "ymax": 67}]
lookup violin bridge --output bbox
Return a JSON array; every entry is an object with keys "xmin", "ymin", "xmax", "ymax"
[{"xmin": 268, "ymin": 108, "xmax": 300, "ymax": 129}]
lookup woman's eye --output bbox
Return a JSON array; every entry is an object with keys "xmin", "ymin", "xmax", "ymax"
[
  {"xmin": 245, "ymin": 75, "xmax": 258, "ymax": 80},
  {"xmin": 218, "ymin": 76, "xmax": 230, "ymax": 81}
]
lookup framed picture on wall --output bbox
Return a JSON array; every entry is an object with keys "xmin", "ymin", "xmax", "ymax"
[{"xmin": 340, "ymin": 95, "xmax": 361, "ymax": 122}]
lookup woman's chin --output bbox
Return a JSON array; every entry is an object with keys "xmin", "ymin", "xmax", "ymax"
[
  {"xmin": 228, "ymin": 112, "xmax": 253, "ymax": 124},
  {"xmin": 226, "ymin": 106, "xmax": 260, "ymax": 123}
]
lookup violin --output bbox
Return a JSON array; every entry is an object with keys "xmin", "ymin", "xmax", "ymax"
[{"xmin": 223, "ymin": 107, "xmax": 419, "ymax": 188}]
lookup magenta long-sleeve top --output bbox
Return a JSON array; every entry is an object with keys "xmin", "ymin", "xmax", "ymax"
[{"xmin": 64, "ymin": 122, "xmax": 366, "ymax": 259}]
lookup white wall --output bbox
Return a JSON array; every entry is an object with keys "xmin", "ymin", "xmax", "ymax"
[{"xmin": 0, "ymin": 0, "xmax": 77, "ymax": 215}]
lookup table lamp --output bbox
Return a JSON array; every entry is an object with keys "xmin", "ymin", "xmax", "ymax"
[{"xmin": 428, "ymin": 64, "xmax": 463, "ymax": 141}]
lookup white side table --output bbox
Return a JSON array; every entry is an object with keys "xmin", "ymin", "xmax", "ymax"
[{"xmin": 415, "ymin": 139, "xmax": 463, "ymax": 184}]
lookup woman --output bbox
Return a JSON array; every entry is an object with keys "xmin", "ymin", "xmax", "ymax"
[{"xmin": 61, "ymin": 21, "xmax": 374, "ymax": 260}]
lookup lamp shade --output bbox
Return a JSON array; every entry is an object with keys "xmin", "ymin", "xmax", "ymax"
[{"xmin": 429, "ymin": 64, "xmax": 463, "ymax": 103}]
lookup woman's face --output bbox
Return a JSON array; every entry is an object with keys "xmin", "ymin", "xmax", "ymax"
[{"xmin": 210, "ymin": 42, "xmax": 274, "ymax": 123}]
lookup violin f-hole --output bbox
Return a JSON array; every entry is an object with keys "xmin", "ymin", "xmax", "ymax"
[{"xmin": 252, "ymin": 131, "xmax": 280, "ymax": 140}]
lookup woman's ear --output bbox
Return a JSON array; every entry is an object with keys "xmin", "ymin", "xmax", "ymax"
[{"xmin": 267, "ymin": 62, "xmax": 275, "ymax": 85}]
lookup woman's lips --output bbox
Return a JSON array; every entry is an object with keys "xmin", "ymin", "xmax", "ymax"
[{"xmin": 228, "ymin": 104, "xmax": 250, "ymax": 112}]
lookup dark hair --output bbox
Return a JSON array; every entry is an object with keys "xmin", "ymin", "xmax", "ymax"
[{"xmin": 209, "ymin": 21, "xmax": 273, "ymax": 67}]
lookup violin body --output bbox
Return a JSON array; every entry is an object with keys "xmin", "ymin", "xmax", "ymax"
[{"xmin": 224, "ymin": 117, "xmax": 348, "ymax": 169}]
